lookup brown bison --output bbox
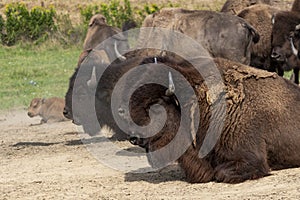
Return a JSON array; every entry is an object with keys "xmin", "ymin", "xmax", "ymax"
[
  {"xmin": 113, "ymin": 54, "xmax": 300, "ymax": 184},
  {"xmin": 220, "ymin": 0, "xmax": 271, "ymax": 15},
  {"xmin": 271, "ymin": 10, "xmax": 300, "ymax": 84},
  {"xmin": 28, "ymin": 97, "xmax": 68, "ymax": 124},
  {"xmin": 63, "ymin": 48, "xmax": 146, "ymax": 139},
  {"xmin": 63, "ymin": 48, "xmax": 110, "ymax": 136},
  {"xmin": 138, "ymin": 8, "xmax": 259, "ymax": 65},
  {"xmin": 237, "ymin": 4, "xmax": 279, "ymax": 70},
  {"xmin": 292, "ymin": 0, "xmax": 300, "ymax": 13},
  {"xmin": 83, "ymin": 14, "xmax": 129, "ymax": 62}
]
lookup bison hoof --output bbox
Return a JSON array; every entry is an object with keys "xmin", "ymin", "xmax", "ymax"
[{"xmin": 214, "ymin": 161, "xmax": 270, "ymax": 183}]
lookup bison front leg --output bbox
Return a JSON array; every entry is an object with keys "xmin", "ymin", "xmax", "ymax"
[
  {"xmin": 178, "ymin": 147, "xmax": 215, "ymax": 183},
  {"xmin": 214, "ymin": 153, "xmax": 270, "ymax": 183}
]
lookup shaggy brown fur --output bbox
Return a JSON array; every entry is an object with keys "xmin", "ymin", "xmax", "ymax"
[
  {"xmin": 118, "ymin": 54, "xmax": 300, "ymax": 183},
  {"xmin": 138, "ymin": 8, "xmax": 259, "ymax": 65},
  {"xmin": 292, "ymin": 0, "xmax": 300, "ymax": 13},
  {"xmin": 64, "ymin": 48, "xmax": 113, "ymax": 136},
  {"xmin": 82, "ymin": 14, "xmax": 129, "ymax": 62},
  {"xmin": 237, "ymin": 4, "xmax": 279, "ymax": 70},
  {"xmin": 28, "ymin": 97, "xmax": 68, "ymax": 124},
  {"xmin": 64, "ymin": 49, "xmax": 155, "ymax": 139},
  {"xmin": 220, "ymin": 0, "xmax": 271, "ymax": 15}
]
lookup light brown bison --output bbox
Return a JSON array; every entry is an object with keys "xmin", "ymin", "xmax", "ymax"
[
  {"xmin": 28, "ymin": 97, "xmax": 68, "ymax": 124},
  {"xmin": 114, "ymin": 54, "xmax": 300, "ymax": 184},
  {"xmin": 83, "ymin": 14, "xmax": 129, "ymax": 62},
  {"xmin": 138, "ymin": 8, "xmax": 259, "ymax": 65},
  {"xmin": 220, "ymin": 0, "xmax": 271, "ymax": 15}
]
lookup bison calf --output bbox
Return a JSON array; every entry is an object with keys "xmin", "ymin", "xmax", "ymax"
[{"xmin": 28, "ymin": 97, "xmax": 68, "ymax": 124}]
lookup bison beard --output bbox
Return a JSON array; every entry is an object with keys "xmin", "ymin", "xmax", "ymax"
[{"xmin": 121, "ymin": 55, "xmax": 300, "ymax": 184}]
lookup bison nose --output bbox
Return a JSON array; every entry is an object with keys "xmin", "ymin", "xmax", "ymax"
[
  {"xmin": 129, "ymin": 135, "xmax": 148, "ymax": 148},
  {"xmin": 27, "ymin": 112, "xmax": 34, "ymax": 118},
  {"xmin": 129, "ymin": 136, "xmax": 140, "ymax": 145},
  {"xmin": 63, "ymin": 107, "xmax": 71, "ymax": 119},
  {"xmin": 271, "ymin": 51, "xmax": 280, "ymax": 59},
  {"xmin": 271, "ymin": 49, "xmax": 282, "ymax": 60}
]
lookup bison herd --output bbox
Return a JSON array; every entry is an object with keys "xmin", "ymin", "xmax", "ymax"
[{"xmin": 28, "ymin": 0, "xmax": 300, "ymax": 184}]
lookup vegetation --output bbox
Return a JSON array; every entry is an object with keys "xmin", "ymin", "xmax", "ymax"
[
  {"xmin": 0, "ymin": 44, "xmax": 81, "ymax": 110},
  {"xmin": 0, "ymin": 0, "xmax": 293, "ymax": 111}
]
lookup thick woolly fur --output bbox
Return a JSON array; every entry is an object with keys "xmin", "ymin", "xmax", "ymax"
[
  {"xmin": 125, "ymin": 55, "xmax": 300, "ymax": 183},
  {"xmin": 221, "ymin": 0, "xmax": 271, "ymax": 15}
]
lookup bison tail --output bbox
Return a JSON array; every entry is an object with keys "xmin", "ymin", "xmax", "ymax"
[{"xmin": 244, "ymin": 23, "xmax": 260, "ymax": 44}]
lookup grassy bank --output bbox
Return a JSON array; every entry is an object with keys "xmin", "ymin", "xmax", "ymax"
[{"xmin": 0, "ymin": 44, "xmax": 81, "ymax": 110}]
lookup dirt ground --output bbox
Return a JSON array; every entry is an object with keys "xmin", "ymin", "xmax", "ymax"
[{"xmin": 0, "ymin": 109, "xmax": 300, "ymax": 200}]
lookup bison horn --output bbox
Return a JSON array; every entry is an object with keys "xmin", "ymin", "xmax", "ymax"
[
  {"xmin": 114, "ymin": 41, "xmax": 126, "ymax": 61},
  {"xmin": 296, "ymin": 24, "xmax": 300, "ymax": 31},
  {"xmin": 165, "ymin": 72, "xmax": 175, "ymax": 96},
  {"xmin": 87, "ymin": 66, "xmax": 97, "ymax": 89},
  {"xmin": 290, "ymin": 37, "xmax": 298, "ymax": 57}
]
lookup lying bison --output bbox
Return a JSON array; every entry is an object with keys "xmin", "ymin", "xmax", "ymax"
[
  {"xmin": 63, "ymin": 47, "xmax": 144, "ymax": 139},
  {"xmin": 111, "ymin": 54, "xmax": 300, "ymax": 183},
  {"xmin": 28, "ymin": 97, "xmax": 68, "ymax": 124},
  {"xmin": 64, "ymin": 48, "xmax": 110, "ymax": 136},
  {"xmin": 138, "ymin": 8, "xmax": 259, "ymax": 65}
]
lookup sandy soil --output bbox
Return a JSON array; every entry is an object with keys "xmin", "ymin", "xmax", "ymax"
[{"xmin": 1, "ymin": 109, "xmax": 300, "ymax": 200}]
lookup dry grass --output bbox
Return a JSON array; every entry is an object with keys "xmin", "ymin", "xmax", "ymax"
[
  {"xmin": 0, "ymin": 0, "xmax": 224, "ymax": 24},
  {"xmin": 0, "ymin": 0, "xmax": 294, "ymax": 25}
]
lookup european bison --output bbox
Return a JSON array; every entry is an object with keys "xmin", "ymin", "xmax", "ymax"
[
  {"xmin": 138, "ymin": 8, "xmax": 259, "ymax": 65},
  {"xmin": 83, "ymin": 14, "xmax": 129, "ymax": 62},
  {"xmin": 28, "ymin": 97, "xmax": 68, "ymax": 124},
  {"xmin": 113, "ymin": 54, "xmax": 300, "ymax": 183},
  {"xmin": 63, "ymin": 47, "xmax": 146, "ymax": 139},
  {"xmin": 220, "ymin": 0, "xmax": 271, "ymax": 15},
  {"xmin": 63, "ymin": 48, "xmax": 111, "ymax": 136},
  {"xmin": 237, "ymin": 4, "xmax": 279, "ymax": 70},
  {"xmin": 271, "ymin": 10, "xmax": 300, "ymax": 84}
]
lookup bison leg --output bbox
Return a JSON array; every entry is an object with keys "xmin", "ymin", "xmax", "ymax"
[
  {"xmin": 293, "ymin": 68, "xmax": 299, "ymax": 84},
  {"xmin": 178, "ymin": 147, "xmax": 215, "ymax": 183},
  {"xmin": 214, "ymin": 154, "xmax": 270, "ymax": 183}
]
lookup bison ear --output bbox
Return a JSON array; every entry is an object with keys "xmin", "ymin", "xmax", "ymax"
[
  {"xmin": 165, "ymin": 71, "xmax": 175, "ymax": 96},
  {"xmin": 41, "ymin": 98, "xmax": 46, "ymax": 104},
  {"xmin": 89, "ymin": 19, "xmax": 95, "ymax": 27}
]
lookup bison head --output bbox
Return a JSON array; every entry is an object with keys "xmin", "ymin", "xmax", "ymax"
[
  {"xmin": 83, "ymin": 14, "xmax": 129, "ymax": 62},
  {"xmin": 28, "ymin": 98, "xmax": 44, "ymax": 117},
  {"xmin": 112, "ymin": 56, "xmax": 204, "ymax": 168},
  {"xmin": 64, "ymin": 49, "xmax": 108, "ymax": 136},
  {"xmin": 271, "ymin": 11, "xmax": 300, "ymax": 71}
]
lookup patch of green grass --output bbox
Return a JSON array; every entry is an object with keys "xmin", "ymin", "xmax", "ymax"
[{"xmin": 0, "ymin": 44, "xmax": 81, "ymax": 111}]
